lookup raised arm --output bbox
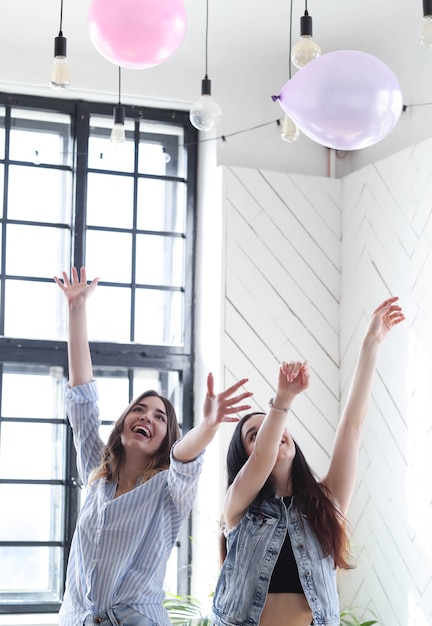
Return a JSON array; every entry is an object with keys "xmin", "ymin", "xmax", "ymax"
[
  {"xmin": 54, "ymin": 267, "xmax": 100, "ymax": 388},
  {"xmin": 224, "ymin": 360, "xmax": 310, "ymax": 529},
  {"xmin": 323, "ymin": 297, "xmax": 405, "ymax": 515},
  {"xmin": 173, "ymin": 373, "xmax": 253, "ymax": 462}
]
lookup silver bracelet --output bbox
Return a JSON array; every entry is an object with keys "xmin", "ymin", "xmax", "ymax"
[{"xmin": 268, "ymin": 398, "xmax": 289, "ymax": 413}]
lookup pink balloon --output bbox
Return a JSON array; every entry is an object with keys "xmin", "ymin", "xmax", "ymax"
[
  {"xmin": 273, "ymin": 50, "xmax": 403, "ymax": 150},
  {"xmin": 88, "ymin": 0, "xmax": 187, "ymax": 69}
]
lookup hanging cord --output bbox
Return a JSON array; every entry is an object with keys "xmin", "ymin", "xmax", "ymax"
[
  {"xmin": 58, "ymin": 0, "xmax": 64, "ymax": 36},
  {"xmin": 118, "ymin": 66, "xmax": 122, "ymax": 106},
  {"xmin": 289, "ymin": 0, "xmax": 293, "ymax": 79},
  {"xmin": 204, "ymin": 0, "xmax": 209, "ymax": 78}
]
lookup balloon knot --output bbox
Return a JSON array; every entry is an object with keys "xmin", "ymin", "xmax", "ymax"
[{"xmin": 271, "ymin": 95, "xmax": 280, "ymax": 102}]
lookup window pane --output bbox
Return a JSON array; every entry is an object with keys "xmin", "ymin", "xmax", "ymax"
[
  {"xmin": 87, "ymin": 173, "xmax": 134, "ymax": 229},
  {"xmin": 0, "ymin": 164, "xmax": 4, "ymax": 208},
  {"xmin": 10, "ymin": 108, "xmax": 72, "ymax": 167},
  {"xmin": 5, "ymin": 280, "xmax": 65, "ymax": 339},
  {"xmin": 0, "ymin": 484, "xmax": 64, "ymax": 541},
  {"xmin": 6, "ymin": 224, "xmax": 70, "ymax": 278},
  {"xmin": 138, "ymin": 121, "xmax": 185, "ymax": 178},
  {"xmin": 2, "ymin": 367, "xmax": 64, "ymax": 420},
  {"xmin": 137, "ymin": 179, "xmax": 186, "ymax": 233},
  {"xmin": 136, "ymin": 234, "xmax": 184, "ymax": 287},
  {"xmin": 165, "ymin": 546, "xmax": 180, "ymax": 595},
  {"xmin": 0, "ymin": 106, "xmax": 5, "ymax": 160},
  {"xmin": 95, "ymin": 375, "xmax": 131, "ymax": 427},
  {"xmin": 0, "ymin": 423, "xmax": 65, "ymax": 480},
  {"xmin": 138, "ymin": 142, "xmax": 173, "ymax": 177},
  {"xmin": 87, "ymin": 285, "xmax": 131, "ymax": 343},
  {"xmin": 88, "ymin": 115, "xmax": 135, "ymax": 173},
  {"xmin": 8, "ymin": 165, "xmax": 72, "ymax": 223},
  {"xmin": 86, "ymin": 230, "xmax": 132, "ymax": 283},
  {"xmin": 0, "ymin": 546, "xmax": 62, "ymax": 600},
  {"xmin": 134, "ymin": 289, "xmax": 184, "ymax": 345}
]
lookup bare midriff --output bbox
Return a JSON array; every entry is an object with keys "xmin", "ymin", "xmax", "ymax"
[{"xmin": 259, "ymin": 593, "xmax": 312, "ymax": 626}]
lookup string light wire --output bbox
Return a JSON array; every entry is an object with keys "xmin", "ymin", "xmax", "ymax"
[{"xmin": 62, "ymin": 100, "xmax": 426, "ymax": 156}]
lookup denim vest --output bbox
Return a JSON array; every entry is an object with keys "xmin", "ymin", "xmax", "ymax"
[{"xmin": 211, "ymin": 495, "xmax": 340, "ymax": 626}]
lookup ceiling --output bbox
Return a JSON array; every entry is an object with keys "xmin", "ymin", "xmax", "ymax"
[{"xmin": 1, "ymin": 0, "xmax": 431, "ymax": 178}]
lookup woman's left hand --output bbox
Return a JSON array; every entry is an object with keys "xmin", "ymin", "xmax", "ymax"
[
  {"xmin": 203, "ymin": 373, "xmax": 253, "ymax": 429},
  {"xmin": 365, "ymin": 296, "xmax": 405, "ymax": 345}
]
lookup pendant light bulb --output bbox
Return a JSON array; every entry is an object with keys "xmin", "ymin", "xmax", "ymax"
[
  {"xmin": 50, "ymin": 1, "xmax": 69, "ymax": 91},
  {"xmin": 162, "ymin": 147, "xmax": 171, "ymax": 164},
  {"xmin": 280, "ymin": 115, "xmax": 300, "ymax": 143},
  {"xmin": 110, "ymin": 105, "xmax": 126, "ymax": 149},
  {"xmin": 50, "ymin": 34, "xmax": 70, "ymax": 91},
  {"xmin": 110, "ymin": 67, "xmax": 126, "ymax": 150},
  {"xmin": 291, "ymin": 10, "xmax": 321, "ymax": 70},
  {"xmin": 189, "ymin": 77, "xmax": 222, "ymax": 131},
  {"xmin": 421, "ymin": 0, "xmax": 432, "ymax": 48}
]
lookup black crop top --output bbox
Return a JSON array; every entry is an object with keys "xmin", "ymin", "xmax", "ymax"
[{"xmin": 268, "ymin": 496, "xmax": 303, "ymax": 594}]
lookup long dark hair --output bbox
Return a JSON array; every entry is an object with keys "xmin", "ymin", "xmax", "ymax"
[
  {"xmin": 221, "ymin": 411, "xmax": 353, "ymax": 570},
  {"xmin": 89, "ymin": 390, "xmax": 180, "ymax": 485}
]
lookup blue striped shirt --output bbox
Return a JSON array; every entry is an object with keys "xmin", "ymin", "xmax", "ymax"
[{"xmin": 59, "ymin": 381, "xmax": 204, "ymax": 626}]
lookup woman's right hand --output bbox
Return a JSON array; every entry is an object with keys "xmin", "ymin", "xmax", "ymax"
[
  {"xmin": 54, "ymin": 266, "xmax": 99, "ymax": 307},
  {"xmin": 54, "ymin": 267, "xmax": 99, "ymax": 387}
]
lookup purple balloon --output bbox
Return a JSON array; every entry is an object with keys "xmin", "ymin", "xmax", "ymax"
[{"xmin": 274, "ymin": 50, "xmax": 403, "ymax": 150}]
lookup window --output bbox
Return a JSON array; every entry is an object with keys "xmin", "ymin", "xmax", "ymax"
[{"xmin": 0, "ymin": 93, "xmax": 197, "ymax": 614}]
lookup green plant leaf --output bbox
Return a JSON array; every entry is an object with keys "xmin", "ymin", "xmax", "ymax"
[
  {"xmin": 163, "ymin": 594, "xmax": 209, "ymax": 625},
  {"xmin": 339, "ymin": 606, "xmax": 378, "ymax": 626}
]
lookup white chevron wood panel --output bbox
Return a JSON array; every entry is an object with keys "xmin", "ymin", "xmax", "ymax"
[
  {"xmin": 226, "ymin": 167, "xmax": 341, "ymax": 315},
  {"xmin": 340, "ymin": 138, "xmax": 432, "ymax": 626},
  {"xmin": 222, "ymin": 164, "xmax": 342, "ymax": 528},
  {"xmin": 220, "ymin": 137, "xmax": 432, "ymax": 626}
]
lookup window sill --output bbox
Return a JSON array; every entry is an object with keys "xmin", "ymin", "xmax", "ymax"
[{"xmin": 0, "ymin": 616, "xmax": 58, "ymax": 626}]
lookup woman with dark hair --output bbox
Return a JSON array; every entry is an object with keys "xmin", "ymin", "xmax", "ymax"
[
  {"xmin": 54, "ymin": 267, "xmax": 252, "ymax": 626},
  {"xmin": 211, "ymin": 297, "xmax": 405, "ymax": 626}
]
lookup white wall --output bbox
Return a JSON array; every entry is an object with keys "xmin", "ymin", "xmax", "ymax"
[
  {"xmin": 339, "ymin": 138, "xmax": 432, "ymax": 626},
  {"xmin": 210, "ymin": 138, "xmax": 432, "ymax": 625},
  {"xmin": 190, "ymin": 133, "xmax": 226, "ymax": 610}
]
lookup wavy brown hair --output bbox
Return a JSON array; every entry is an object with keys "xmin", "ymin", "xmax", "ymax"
[
  {"xmin": 89, "ymin": 390, "xmax": 180, "ymax": 486},
  {"xmin": 220, "ymin": 411, "xmax": 353, "ymax": 570}
]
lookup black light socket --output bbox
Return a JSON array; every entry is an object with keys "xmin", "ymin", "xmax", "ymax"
[
  {"xmin": 54, "ymin": 33, "xmax": 67, "ymax": 58},
  {"xmin": 201, "ymin": 76, "xmax": 212, "ymax": 96},
  {"xmin": 424, "ymin": 0, "xmax": 432, "ymax": 16},
  {"xmin": 300, "ymin": 10, "xmax": 313, "ymax": 37},
  {"xmin": 113, "ymin": 105, "xmax": 125, "ymax": 125}
]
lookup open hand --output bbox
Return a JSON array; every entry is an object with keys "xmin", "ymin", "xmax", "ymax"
[
  {"xmin": 203, "ymin": 373, "xmax": 253, "ymax": 429},
  {"xmin": 365, "ymin": 297, "xmax": 405, "ymax": 345},
  {"xmin": 54, "ymin": 266, "xmax": 99, "ymax": 306}
]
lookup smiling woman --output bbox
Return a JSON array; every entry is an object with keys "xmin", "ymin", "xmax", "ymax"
[
  {"xmin": 53, "ymin": 266, "xmax": 253, "ymax": 626},
  {"xmin": 88, "ymin": 390, "xmax": 179, "ymax": 496}
]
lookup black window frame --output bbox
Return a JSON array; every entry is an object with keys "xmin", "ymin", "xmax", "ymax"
[{"xmin": 0, "ymin": 91, "xmax": 198, "ymax": 615}]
